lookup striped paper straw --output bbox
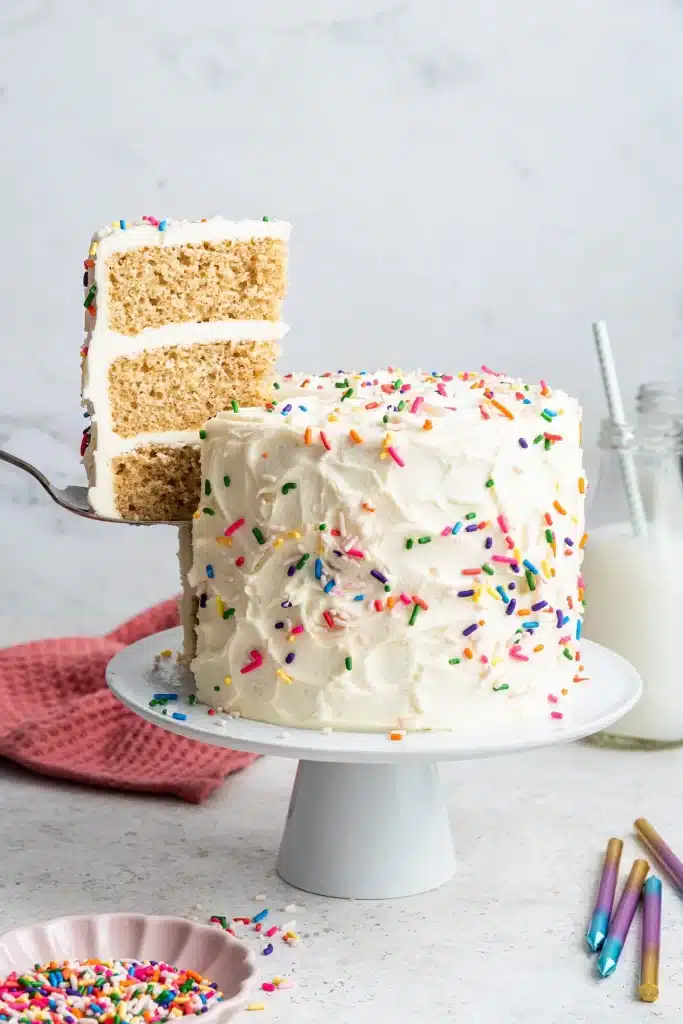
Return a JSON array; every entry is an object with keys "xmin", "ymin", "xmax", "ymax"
[
  {"xmin": 635, "ymin": 817, "xmax": 683, "ymax": 892},
  {"xmin": 597, "ymin": 858, "xmax": 649, "ymax": 977},
  {"xmin": 586, "ymin": 838, "xmax": 623, "ymax": 952},
  {"xmin": 639, "ymin": 876, "xmax": 662, "ymax": 1003}
]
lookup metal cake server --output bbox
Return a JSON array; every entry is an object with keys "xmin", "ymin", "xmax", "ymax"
[{"xmin": 0, "ymin": 449, "xmax": 188, "ymax": 526}]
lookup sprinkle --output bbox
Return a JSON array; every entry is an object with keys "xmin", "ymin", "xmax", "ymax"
[
  {"xmin": 252, "ymin": 527, "xmax": 266, "ymax": 545},
  {"xmin": 277, "ymin": 669, "xmax": 292, "ymax": 683},
  {"xmin": 492, "ymin": 554, "xmax": 516, "ymax": 564},
  {"xmin": 296, "ymin": 554, "xmax": 310, "ymax": 570},
  {"xmin": 405, "ymin": 538, "xmax": 414, "ymax": 549},
  {"xmin": 323, "ymin": 610, "xmax": 335, "ymax": 629},
  {"xmin": 579, "ymin": 533, "xmax": 588, "ymax": 549},
  {"xmin": 172, "ymin": 712, "xmax": 188, "ymax": 721},
  {"xmin": 410, "ymin": 397, "xmax": 424, "ymax": 414},
  {"xmin": 550, "ymin": 711, "xmax": 564, "ymax": 720},
  {"xmin": 199, "ymin": 428, "xmax": 207, "ymax": 439},
  {"xmin": 291, "ymin": 624, "xmax": 305, "ymax": 635},
  {"xmin": 347, "ymin": 548, "xmax": 365, "ymax": 558},
  {"xmin": 345, "ymin": 656, "xmax": 353, "ymax": 671},
  {"xmin": 506, "ymin": 599, "xmax": 517, "ymax": 616},
  {"xmin": 463, "ymin": 647, "xmax": 474, "ymax": 660},
  {"xmin": 490, "ymin": 399, "xmax": 514, "ymax": 419},
  {"xmin": 522, "ymin": 620, "xmax": 540, "ymax": 630},
  {"xmin": 418, "ymin": 536, "xmax": 431, "ymax": 545},
  {"xmin": 408, "ymin": 603, "xmax": 420, "ymax": 626},
  {"xmin": 206, "ymin": 564, "xmax": 215, "ymax": 578},
  {"xmin": 324, "ymin": 579, "xmax": 336, "ymax": 593},
  {"xmin": 281, "ymin": 403, "xmax": 293, "ymax": 416},
  {"xmin": 525, "ymin": 570, "xmax": 536, "ymax": 591},
  {"xmin": 449, "ymin": 657, "xmax": 461, "ymax": 665},
  {"xmin": 458, "ymin": 589, "xmax": 475, "ymax": 598},
  {"xmin": 314, "ymin": 558, "xmax": 323, "ymax": 580},
  {"xmin": 485, "ymin": 536, "xmax": 493, "ymax": 549},
  {"xmin": 262, "ymin": 945, "xmax": 274, "ymax": 956},
  {"xmin": 493, "ymin": 683, "xmax": 509, "ymax": 692},
  {"xmin": 159, "ymin": 218, "xmax": 168, "ymax": 231},
  {"xmin": 495, "ymin": 585, "xmax": 510, "ymax": 603},
  {"xmin": 463, "ymin": 623, "xmax": 478, "ymax": 637},
  {"xmin": 576, "ymin": 619, "xmax": 582, "ymax": 641},
  {"xmin": 399, "ymin": 593, "xmax": 412, "ymax": 605},
  {"xmin": 481, "ymin": 563, "xmax": 495, "ymax": 575},
  {"xmin": 553, "ymin": 500, "xmax": 566, "ymax": 515},
  {"xmin": 241, "ymin": 650, "xmax": 264, "ymax": 674},
  {"xmin": 423, "ymin": 419, "xmax": 433, "ymax": 430},
  {"xmin": 374, "ymin": 599, "xmax": 383, "ymax": 612},
  {"xmin": 545, "ymin": 528, "xmax": 554, "ymax": 544},
  {"xmin": 285, "ymin": 652, "xmax": 295, "ymax": 664},
  {"xmin": 518, "ymin": 437, "xmax": 528, "ymax": 448},
  {"xmin": 225, "ymin": 517, "xmax": 245, "ymax": 537},
  {"xmin": 462, "ymin": 567, "xmax": 482, "ymax": 576},
  {"xmin": 304, "ymin": 427, "xmax": 312, "ymax": 445},
  {"xmin": 390, "ymin": 730, "xmax": 406, "ymax": 741},
  {"xmin": 281, "ymin": 482, "xmax": 297, "ymax": 494},
  {"xmin": 349, "ymin": 429, "xmax": 363, "ymax": 444},
  {"xmin": 556, "ymin": 609, "xmax": 564, "ymax": 628},
  {"xmin": 370, "ymin": 569, "xmax": 388, "ymax": 584},
  {"xmin": 223, "ymin": 607, "xmax": 235, "ymax": 620},
  {"xmin": 562, "ymin": 647, "xmax": 573, "ymax": 661},
  {"xmin": 320, "ymin": 430, "xmax": 332, "ymax": 450},
  {"xmin": 452, "ymin": 522, "xmax": 462, "ymax": 535},
  {"xmin": 386, "ymin": 445, "xmax": 405, "ymax": 467},
  {"xmin": 465, "ymin": 523, "xmax": 479, "ymax": 533},
  {"xmin": 485, "ymin": 478, "xmax": 494, "ymax": 488}
]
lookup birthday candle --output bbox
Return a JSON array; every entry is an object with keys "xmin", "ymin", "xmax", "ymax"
[
  {"xmin": 596, "ymin": 858, "xmax": 649, "ymax": 977},
  {"xmin": 639, "ymin": 876, "xmax": 662, "ymax": 1003},
  {"xmin": 634, "ymin": 817, "xmax": 683, "ymax": 893},
  {"xmin": 586, "ymin": 837, "xmax": 623, "ymax": 952}
]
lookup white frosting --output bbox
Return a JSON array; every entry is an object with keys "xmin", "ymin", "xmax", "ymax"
[
  {"xmin": 80, "ymin": 217, "xmax": 290, "ymax": 517},
  {"xmin": 188, "ymin": 368, "xmax": 586, "ymax": 732}
]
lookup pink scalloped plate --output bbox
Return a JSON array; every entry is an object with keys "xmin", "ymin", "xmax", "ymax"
[{"xmin": 0, "ymin": 913, "xmax": 256, "ymax": 1021}]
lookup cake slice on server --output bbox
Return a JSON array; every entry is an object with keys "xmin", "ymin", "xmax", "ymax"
[{"xmin": 80, "ymin": 216, "xmax": 290, "ymax": 521}]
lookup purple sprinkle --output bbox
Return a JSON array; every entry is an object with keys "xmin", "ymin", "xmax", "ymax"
[
  {"xmin": 564, "ymin": 537, "xmax": 574, "ymax": 546},
  {"xmin": 556, "ymin": 609, "xmax": 564, "ymax": 628},
  {"xmin": 285, "ymin": 652, "xmax": 295, "ymax": 664},
  {"xmin": 463, "ymin": 623, "xmax": 479, "ymax": 636},
  {"xmin": 457, "ymin": 589, "xmax": 475, "ymax": 597},
  {"xmin": 370, "ymin": 569, "xmax": 388, "ymax": 584},
  {"xmin": 531, "ymin": 600, "xmax": 548, "ymax": 611},
  {"xmin": 275, "ymin": 621, "xmax": 285, "ymax": 629},
  {"xmin": 281, "ymin": 403, "xmax": 292, "ymax": 415},
  {"xmin": 465, "ymin": 524, "xmax": 478, "ymax": 533},
  {"xmin": 506, "ymin": 598, "xmax": 517, "ymax": 616},
  {"xmin": 287, "ymin": 565, "xmax": 296, "ymax": 577},
  {"xmin": 281, "ymin": 600, "xmax": 292, "ymax": 608},
  {"xmin": 333, "ymin": 549, "xmax": 344, "ymax": 557},
  {"xmin": 485, "ymin": 536, "xmax": 493, "ymax": 549},
  {"xmin": 199, "ymin": 594, "xmax": 207, "ymax": 608},
  {"xmin": 262, "ymin": 944, "xmax": 274, "ymax": 956},
  {"xmin": 508, "ymin": 582, "xmax": 516, "ymax": 590},
  {"xmin": 519, "ymin": 438, "xmax": 528, "ymax": 448}
]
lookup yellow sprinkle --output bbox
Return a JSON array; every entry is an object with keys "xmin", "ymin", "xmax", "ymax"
[
  {"xmin": 193, "ymin": 510, "xmax": 201, "ymax": 519},
  {"xmin": 288, "ymin": 530, "xmax": 301, "ymax": 539},
  {"xmin": 541, "ymin": 560, "xmax": 552, "ymax": 577},
  {"xmin": 550, "ymin": 567, "xmax": 556, "ymax": 577},
  {"xmin": 272, "ymin": 977, "xmax": 283, "ymax": 986},
  {"xmin": 216, "ymin": 596, "xmax": 224, "ymax": 617},
  {"xmin": 491, "ymin": 656, "xmax": 503, "ymax": 666},
  {"xmin": 272, "ymin": 537, "xmax": 284, "ymax": 549},
  {"xmin": 88, "ymin": 241, "xmax": 98, "ymax": 256},
  {"xmin": 216, "ymin": 535, "xmax": 233, "ymax": 547},
  {"xmin": 277, "ymin": 669, "xmax": 293, "ymax": 684},
  {"xmin": 349, "ymin": 429, "xmax": 364, "ymax": 444},
  {"xmin": 247, "ymin": 1005, "xmax": 265, "ymax": 1012},
  {"xmin": 423, "ymin": 419, "xmax": 433, "ymax": 430},
  {"xmin": 533, "ymin": 644, "xmax": 544, "ymax": 653},
  {"xmin": 578, "ymin": 477, "xmax": 586, "ymax": 494},
  {"xmin": 224, "ymin": 675, "xmax": 232, "ymax": 685},
  {"xmin": 561, "ymin": 687, "xmax": 568, "ymax": 695},
  {"xmin": 328, "ymin": 413, "xmax": 339, "ymax": 422},
  {"xmin": 159, "ymin": 649, "xmax": 172, "ymax": 659},
  {"xmin": 579, "ymin": 532, "xmax": 589, "ymax": 549},
  {"xmin": 487, "ymin": 586, "xmax": 500, "ymax": 600},
  {"xmin": 513, "ymin": 547, "xmax": 522, "ymax": 563},
  {"xmin": 473, "ymin": 587, "xmax": 481, "ymax": 602}
]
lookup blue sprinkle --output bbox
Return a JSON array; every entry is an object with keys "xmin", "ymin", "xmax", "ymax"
[
  {"xmin": 353, "ymin": 594, "xmax": 365, "ymax": 601},
  {"xmin": 206, "ymin": 564, "xmax": 215, "ymax": 579},
  {"xmin": 281, "ymin": 403, "xmax": 293, "ymax": 415},
  {"xmin": 153, "ymin": 693, "xmax": 178, "ymax": 700},
  {"xmin": 562, "ymin": 614, "xmax": 570, "ymax": 627},
  {"xmin": 522, "ymin": 621, "xmax": 540, "ymax": 630},
  {"xmin": 299, "ymin": 405, "xmax": 308, "ymax": 411},
  {"xmin": 522, "ymin": 559, "xmax": 539, "ymax": 575},
  {"xmin": 171, "ymin": 712, "xmax": 187, "ymax": 721},
  {"xmin": 495, "ymin": 585, "xmax": 510, "ymax": 604},
  {"xmin": 324, "ymin": 579, "xmax": 336, "ymax": 593},
  {"xmin": 262, "ymin": 944, "xmax": 274, "ymax": 956},
  {"xmin": 452, "ymin": 522, "xmax": 462, "ymax": 535},
  {"xmin": 159, "ymin": 219, "xmax": 168, "ymax": 231},
  {"xmin": 119, "ymin": 219, "xmax": 127, "ymax": 230},
  {"xmin": 522, "ymin": 398, "xmax": 532, "ymax": 404},
  {"xmin": 576, "ymin": 619, "xmax": 582, "ymax": 640},
  {"xmin": 252, "ymin": 908, "xmax": 269, "ymax": 923},
  {"xmin": 315, "ymin": 558, "xmax": 323, "ymax": 580},
  {"xmin": 543, "ymin": 408, "xmax": 557, "ymax": 417}
]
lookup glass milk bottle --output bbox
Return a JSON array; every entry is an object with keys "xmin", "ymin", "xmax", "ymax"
[{"xmin": 584, "ymin": 383, "xmax": 683, "ymax": 748}]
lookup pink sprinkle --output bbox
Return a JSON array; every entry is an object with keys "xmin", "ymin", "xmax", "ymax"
[
  {"xmin": 559, "ymin": 634, "xmax": 571, "ymax": 644},
  {"xmin": 551, "ymin": 710, "xmax": 563, "ymax": 720},
  {"xmin": 497, "ymin": 514, "xmax": 509, "ymax": 533},
  {"xmin": 442, "ymin": 375, "xmax": 454, "ymax": 382},
  {"xmin": 479, "ymin": 405, "xmax": 490, "ymax": 420},
  {"xmin": 436, "ymin": 383, "xmax": 447, "ymax": 397},
  {"xmin": 277, "ymin": 980, "xmax": 296, "ymax": 990},
  {"xmin": 291, "ymin": 624, "xmax": 305, "ymax": 635},
  {"xmin": 347, "ymin": 548, "xmax": 365, "ymax": 558},
  {"xmin": 540, "ymin": 379, "xmax": 549, "ymax": 393},
  {"xmin": 240, "ymin": 649, "xmax": 263, "ymax": 674},
  {"xmin": 399, "ymin": 592, "xmax": 412, "ymax": 605},
  {"xmin": 441, "ymin": 526, "xmax": 452, "ymax": 537},
  {"xmin": 265, "ymin": 926, "xmax": 278, "ymax": 937},
  {"xmin": 505, "ymin": 535, "xmax": 516, "ymax": 550},
  {"xmin": 410, "ymin": 396, "xmax": 424, "ymax": 414},
  {"xmin": 262, "ymin": 983, "xmax": 276, "ymax": 992},
  {"xmin": 492, "ymin": 554, "xmax": 516, "ymax": 564},
  {"xmin": 480, "ymin": 655, "xmax": 488, "ymax": 664},
  {"xmin": 224, "ymin": 517, "xmax": 245, "ymax": 537},
  {"xmin": 144, "ymin": 215, "xmax": 160, "ymax": 226},
  {"xmin": 547, "ymin": 693, "xmax": 559, "ymax": 704},
  {"xmin": 320, "ymin": 430, "xmax": 332, "ymax": 451},
  {"xmin": 510, "ymin": 652, "xmax": 529, "ymax": 662},
  {"xmin": 386, "ymin": 446, "xmax": 405, "ymax": 467},
  {"xmin": 481, "ymin": 364, "xmax": 501, "ymax": 376}
]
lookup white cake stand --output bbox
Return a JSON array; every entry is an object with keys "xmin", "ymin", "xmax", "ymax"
[{"xmin": 106, "ymin": 627, "xmax": 641, "ymax": 900}]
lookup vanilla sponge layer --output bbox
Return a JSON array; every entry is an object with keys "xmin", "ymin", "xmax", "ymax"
[
  {"xmin": 111, "ymin": 443, "xmax": 202, "ymax": 521},
  {"xmin": 108, "ymin": 339, "xmax": 277, "ymax": 437},
  {"xmin": 106, "ymin": 238, "xmax": 287, "ymax": 336}
]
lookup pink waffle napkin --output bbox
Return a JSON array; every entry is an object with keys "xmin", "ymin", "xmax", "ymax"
[{"xmin": 0, "ymin": 599, "xmax": 256, "ymax": 802}]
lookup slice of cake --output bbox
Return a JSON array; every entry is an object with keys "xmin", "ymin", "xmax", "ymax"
[
  {"xmin": 183, "ymin": 367, "xmax": 587, "ymax": 732},
  {"xmin": 81, "ymin": 216, "xmax": 290, "ymax": 521}
]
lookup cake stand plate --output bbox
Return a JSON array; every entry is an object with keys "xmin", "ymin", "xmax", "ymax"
[{"xmin": 107, "ymin": 628, "xmax": 641, "ymax": 900}]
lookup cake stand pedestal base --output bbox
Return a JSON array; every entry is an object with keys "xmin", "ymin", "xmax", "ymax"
[{"xmin": 277, "ymin": 760, "xmax": 455, "ymax": 898}]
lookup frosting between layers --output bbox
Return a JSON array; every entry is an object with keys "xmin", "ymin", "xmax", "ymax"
[
  {"xmin": 188, "ymin": 368, "xmax": 586, "ymax": 732},
  {"xmin": 81, "ymin": 217, "xmax": 290, "ymax": 517}
]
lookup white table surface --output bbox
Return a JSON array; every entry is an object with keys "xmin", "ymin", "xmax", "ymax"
[{"xmin": 1, "ymin": 619, "xmax": 681, "ymax": 1021}]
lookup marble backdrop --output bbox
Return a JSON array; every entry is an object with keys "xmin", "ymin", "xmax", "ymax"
[{"xmin": 0, "ymin": 0, "xmax": 681, "ymax": 633}]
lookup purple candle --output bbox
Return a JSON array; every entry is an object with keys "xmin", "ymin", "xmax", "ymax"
[{"xmin": 639, "ymin": 875, "xmax": 662, "ymax": 1002}]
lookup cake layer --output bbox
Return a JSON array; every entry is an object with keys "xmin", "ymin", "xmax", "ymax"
[
  {"xmin": 106, "ymin": 238, "xmax": 287, "ymax": 336},
  {"xmin": 108, "ymin": 339, "xmax": 277, "ymax": 437},
  {"xmin": 110, "ymin": 443, "xmax": 202, "ymax": 521},
  {"xmin": 187, "ymin": 368, "xmax": 586, "ymax": 732}
]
